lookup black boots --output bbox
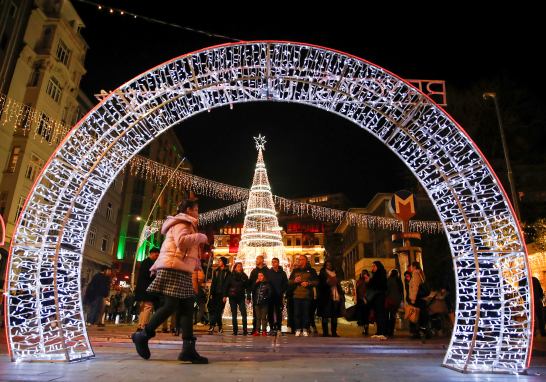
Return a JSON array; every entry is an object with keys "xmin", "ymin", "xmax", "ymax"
[
  {"xmin": 322, "ymin": 323, "xmax": 330, "ymax": 337},
  {"xmin": 178, "ymin": 337, "xmax": 208, "ymax": 364},
  {"xmin": 131, "ymin": 326, "xmax": 156, "ymax": 359}
]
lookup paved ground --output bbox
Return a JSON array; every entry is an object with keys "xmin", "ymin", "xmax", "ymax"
[{"xmin": 1, "ymin": 322, "xmax": 545, "ymax": 381}]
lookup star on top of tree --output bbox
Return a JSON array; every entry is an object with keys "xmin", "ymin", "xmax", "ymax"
[{"xmin": 254, "ymin": 134, "xmax": 266, "ymax": 150}]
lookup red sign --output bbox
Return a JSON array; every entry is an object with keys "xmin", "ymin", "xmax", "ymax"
[
  {"xmin": 229, "ymin": 234, "xmax": 241, "ymax": 254},
  {"xmin": 392, "ymin": 232, "xmax": 421, "ymax": 241}
]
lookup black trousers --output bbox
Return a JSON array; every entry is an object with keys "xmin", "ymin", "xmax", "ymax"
[
  {"xmin": 211, "ymin": 294, "xmax": 226, "ymax": 327},
  {"xmin": 145, "ymin": 295, "xmax": 193, "ymax": 340},
  {"xmin": 372, "ymin": 292, "xmax": 387, "ymax": 336},
  {"xmin": 268, "ymin": 295, "xmax": 283, "ymax": 331}
]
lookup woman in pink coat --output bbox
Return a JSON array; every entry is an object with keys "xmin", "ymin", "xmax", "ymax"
[{"xmin": 131, "ymin": 199, "xmax": 209, "ymax": 364}]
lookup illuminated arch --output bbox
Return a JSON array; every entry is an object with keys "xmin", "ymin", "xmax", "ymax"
[{"xmin": 4, "ymin": 41, "xmax": 532, "ymax": 373}]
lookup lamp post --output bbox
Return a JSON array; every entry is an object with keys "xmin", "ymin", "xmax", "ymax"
[{"xmin": 483, "ymin": 93, "xmax": 521, "ymax": 222}]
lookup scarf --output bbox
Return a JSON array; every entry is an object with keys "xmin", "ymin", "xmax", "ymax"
[{"xmin": 326, "ymin": 269, "xmax": 340, "ymax": 301}]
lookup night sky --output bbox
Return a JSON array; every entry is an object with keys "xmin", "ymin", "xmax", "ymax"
[{"xmin": 72, "ymin": 1, "xmax": 543, "ymax": 214}]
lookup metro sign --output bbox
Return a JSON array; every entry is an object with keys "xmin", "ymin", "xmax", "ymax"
[{"xmin": 388, "ymin": 190, "xmax": 418, "ymax": 221}]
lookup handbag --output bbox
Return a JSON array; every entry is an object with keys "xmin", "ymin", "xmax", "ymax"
[
  {"xmin": 404, "ymin": 304, "xmax": 419, "ymax": 323},
  {"xmin": 385, "ymin": 297, "xmax": 398, "ymax": 310},
  {"xmin": 344, "ymin": 305, "xmax": 358, "ymax": 321},
  {"xmin": 363, "ymin": 289, "xmax": 378, "ymax": 304},
  {"xmin": 228, "ymin": 283, "xmax": 238, "ymax": 298},
  {"xmin": 416, "ymin": 273, "xmax": 431, "ymax": 299}
]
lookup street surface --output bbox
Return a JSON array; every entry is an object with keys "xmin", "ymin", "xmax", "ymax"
[{"xmin": 1, "ymin": 322, "xmax": 545, "ymax": 381}]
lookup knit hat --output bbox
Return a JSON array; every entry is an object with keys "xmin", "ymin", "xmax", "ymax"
[{"xmin": 219, "ymin": 257, "xmax": 228, "ymax": 266}]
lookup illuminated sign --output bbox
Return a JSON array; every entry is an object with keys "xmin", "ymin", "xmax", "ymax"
[{"xmin": 389, "ymin": 190, "xmax": 418, "ymax": 221}]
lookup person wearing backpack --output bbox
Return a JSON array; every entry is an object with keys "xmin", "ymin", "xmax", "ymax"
[
  {"xmin": 225, "ymin": 262, "xmax": 250, "ymax": 335},
  {"xmin": 409, "ymin": 261, "xmax": 432, "ymax": 339}
]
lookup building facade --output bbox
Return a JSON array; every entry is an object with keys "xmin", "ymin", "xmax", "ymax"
[
  {"xmin": 335, "ymin": 192, "xmax": 438, "ymax": 280},
  {"xmin": 0, "ymin": 0, "xmax": 88, "ymax": 290}
]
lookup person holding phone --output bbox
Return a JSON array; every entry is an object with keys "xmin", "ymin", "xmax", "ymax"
[{"xmin": 287, "ymin": 255, "xmax": 319, "ymax": 337}]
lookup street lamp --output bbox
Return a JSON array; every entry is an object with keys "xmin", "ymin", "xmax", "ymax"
[{"xmin": 483, "ymin": 92, "xmax": 521, "ymax": 222}]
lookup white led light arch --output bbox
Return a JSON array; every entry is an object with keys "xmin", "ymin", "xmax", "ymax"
[{"xmin": 5, "ymin": 41, "xmax": 532, "ymax": 373}]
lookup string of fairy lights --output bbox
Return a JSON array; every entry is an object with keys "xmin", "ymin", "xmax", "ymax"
[{"xmin": 73, "ymin": 0, "xmax": 242, "ymax": 41}]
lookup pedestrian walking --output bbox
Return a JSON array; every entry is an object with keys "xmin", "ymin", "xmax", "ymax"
[
  {"xmin": 409, "ymin": 262, "xmax": 432, "ymax": 339},
  {"xmin": 131, "ymin": 198, "xmax": 209, "ymax": 364},
  {"xmin": 267, "ymin": 258, "xmax": 287, "ymax": 335},
  {"xmin": 194, "ymin": 262, "xmax": 207, "ymax": 326},
  {"xmin": 135, "ymin": 247, "xmax": 160, "ymax": 332},
  {"xmin": 385, "ymin": 269, "xmax": 404, "ymax": 336},
  {"xmin": 249, "ymin": 255, "xmax": 269, "ymax": 334},
  {"xmin": 364, "ymin": 261, "xmax": 388, "ymax": 339},
  {"xmin": 225, "ymin": 262, "xmax": 250, "ymax": 335},
  {"xmin": 208, "ymin": 256, "xmax": 230, "ymax": 333},
  {"xmin": 288, "ymin": 255, "xmax": 319, "ymax": 337},
  {"xmin": 84, "ymin": 265, "xmax": 111, "ymax": 327},
  {"xmin": 317, "ymin": 260, "xmax": 345, "ymax": 337},
  {"xmin": 251, "ymin": 272, "xmax": 273, "ymax": 336}
]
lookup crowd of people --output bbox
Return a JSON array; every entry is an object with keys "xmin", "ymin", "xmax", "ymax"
[{"xmin": 81, "ymin": 196, "xmax": 473, "ymax": 364}]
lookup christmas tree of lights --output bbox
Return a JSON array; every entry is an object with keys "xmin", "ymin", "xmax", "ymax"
[{"xmin": 235, "ymin": 135, "xmax": 289, "ymax": 272}]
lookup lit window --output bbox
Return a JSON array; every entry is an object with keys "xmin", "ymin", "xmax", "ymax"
[
  {"xmin": 296, "ymin": 238, "xmax": 301, "ymax": 246},
  {"xmin": 46, "ymin": 76, "xmax": 61, "ymax": 103},
  {"xmin": 87, "ymin": 226, "xmax": 97, "ymax": 246},
  {"xmin": 7, "ymin": 146, "xmax": 20, "ymax": 172},
  {"xmin": 15, "ymin": 196, "xmax": 26, "ymax": 222},
  {"xmin": 37, "ymin": 113, "xmax": 52, "ymax": 142},
  {"xmin": 25, "ymin": 153, "xmax": 45, "ymax": 182},
  {"xmin": 315, "ymin": 257, "xmax": 319, "ymax": 265},
  {"xmin": 287, "ymin": 238, "xmax": 292, "ymax": 246},
  {"xmin": 101, "ymin": 233, "xmax": 110, "ymax": 252},
  {"xmin": 106, "ymin": 202, "xmax": 113, "ymax": 221},
  {"xmin": 56, "ymin": 39, "xmax": 70, "ymax": 65}
]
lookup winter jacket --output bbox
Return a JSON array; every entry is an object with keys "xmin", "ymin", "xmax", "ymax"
[
  {"xmin": 409, "ymin": 269, "xmax": 426, "ymax": 301},
  {"xmin": 151, "ymin": 213, "xmax": 208, "ymax": 275},
  {"xmin": 355, "ymin": 277, "xmax": 368, "ymax": 301},
  {"xmin": 224, "ymin": 271, "xmax": 250, "ymax": 300},
  {"xmin": 252, "ymin": 281, "xmax": 273, "ymax": 305},
  {"xmin": 368, "ymin": 268, "xmax": 387, "ymax": 293},
  {"xmin": 249, "ymin": 265, "xmax": 269, "ymax": 288},
  {"xmin": 317, "ymin": 268, "xmax": 345, "ymax": 318},
  {"xmin": 267, "ymin": 267, "xmax": 288, "ymax": 297},
  {"xmin": 135, "ymin": 257, "xmax": 158, "ymax": 302},
  {"xmin": 107, "ymin": 297, "xmax": 118, "ymax": 314},
  {"xmin": 287, "ymin": 264, "xmax": 319, "ymax": 299},
  {"xmin": 124, "ymin": 292, "xmax": 136, "ymax": 309},
  {"xmin": 386, "ymin": 277, "xmax": 403, "ymax": 305},
  {"xmin": 210, "ymin": 267, "xmax": 230, "ymax": 296},
  {"xmin": 85, "ymin": 272, "xmax": 110, "ymax": 301}
]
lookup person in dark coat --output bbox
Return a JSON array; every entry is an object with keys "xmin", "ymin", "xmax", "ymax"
[
  {"xmin": 403, "ymin": 271, "xmax": 416, "ymax": 336},
  {"xmin": 208, "ymin": 256, "xmax": 230, "ymax": 333},
  {"xmin": 224, "ymin": 262, "xmax": 250, "ymax": 335},
  {"xmin": 287, "ymin": 255, "xmax": 319, "ymax": 336},
  {"xmin": 364, "ymin": 260, "xmax": 388, "ymax": 339},
  {"xmin": 355, "ymin": 270, "xmax": 370, "ymax": 334},
  {"xmin": 317, "ymin": 260, "xmax": 345, "ymax": 337},
  {"xmin": 249, "ymin": 255, "xmax": 269, "ymax": 334},
  {"xmin": 442, "ymin": 266, "xmax": 456, "ymax": 313},
  {"xmin": 124, "ymin": 290, "xmax": 136, "ymax": 322},
  {"xmin": 532, "ymin": 276, "xmax": 546, "ymax": 336},
  {"xmin": 251, "ymin": 271, "xmax": 273, "ymax": 336},
  {"xmin": 267, "ymin": 258, "xmax": 287, "ymax": 334},
  {"xmin": 385, "ymin": 269, "xmax": 404, "ymax": 336},
  {"xmin": 85, "ymin": 265, "xmax": 111, "ymax": 326},
  {"xmin": 135, "ymin": 247, "xmax": 160, "ymax": 332}
]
